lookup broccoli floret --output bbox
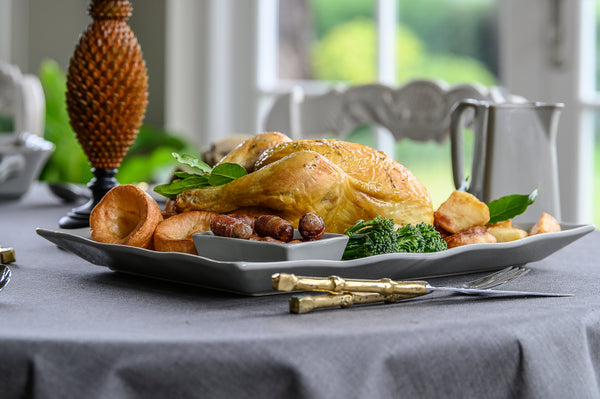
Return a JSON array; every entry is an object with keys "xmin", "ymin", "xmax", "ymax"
[
  {"xmin": 342, "ymin": 215, "xmax": 399, "ymax": 260},
  {"xmin": 415, "ymin": 222, "xmax": 447, "ymax": 253},
  {"xmin": 395, "ymin": 224, "xmax": 426, "ymax": 253},
  {"xmin": 397, "ymin": 222, "xmax": 447, "ymax": 253},
  {"xmin": 342, "ymin": 216, "xmax": 447, "ymax": 260}
]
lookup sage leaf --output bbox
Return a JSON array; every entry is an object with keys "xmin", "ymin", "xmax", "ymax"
[
  {"xmin": 173, "ymin": 171, "xmax": 198, "ymax": 179},
  {"xmin": 208, "ymin": 163, "xmax": 247, "ymax": 186},
  {"xmin": 172, "ymin": 153, "xmax": 212, "ymax": 174},
  {"xmin": 154, "ymin": 154, "xmax": 247, "ymax": 199},
  {"xmin": 153, "ymin": 175, "xmax": 210, "ymax": 200},
  {"xmin": 487, "ymin": 187, "xmax": 538, "ymax": 224}
]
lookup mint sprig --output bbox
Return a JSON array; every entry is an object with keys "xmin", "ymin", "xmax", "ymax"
[
  {"xmin": 153, "ymin": 153, "xmax": 247, "ymax": 200},
  {"xmin": 487, "ymin": 187, "xmax": 538, "ymax": 224}
]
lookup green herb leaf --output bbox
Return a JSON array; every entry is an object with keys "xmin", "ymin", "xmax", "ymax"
[
  {"xmin": 153, "ymin": 155, "xmax": 248, "ymax": 199},
  {"xmin": 207, "ymin": 163, "xmax": 247, "ymax": 186},
  {"xmin": 172, "ymin": 153, "xmax": 212, "ymax": 174},
  {"xmin": 173, "ymin": 171, "xmax": 198, "ymax": 179},
  {"xmin": 487, "ymin": 187, "xmax": 538, "ymax": 224},
  {"xmin": 153, "ymin": 175, "xmax": 210, "ymax": 199}
]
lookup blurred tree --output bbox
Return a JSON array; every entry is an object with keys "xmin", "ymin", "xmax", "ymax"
[
  {"xmin": 398, "ymin": 0, "xmax": 497, "ymax": 74},
  {"xmin": 311, "ymin": 19, "xmax": 495, "ymax": 86},
  {"xmin": 309, "ymin": 0, "xmax": 374, "ymax": 39},
  {"xmin": 306, "ymin": 0, "xmax": 498, "ymax": 79}
]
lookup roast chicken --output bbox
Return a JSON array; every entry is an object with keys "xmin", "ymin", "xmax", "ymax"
[{"xmin": 176, "ymin": 133, "xmax": 434, "ymax": 233}]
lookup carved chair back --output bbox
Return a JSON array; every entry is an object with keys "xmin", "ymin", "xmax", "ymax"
[{"xmin": 262, "ymin": 79, "xmax": 526, "ymax": 153}]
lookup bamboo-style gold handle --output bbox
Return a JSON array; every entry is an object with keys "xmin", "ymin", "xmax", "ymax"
[
  {"xmin": 272, "ymin": 273, "xmax": 428, "ymax": 296},
  {"xmin": 289, "ymin": 291, "xmax": 419, "ymax": 314}
]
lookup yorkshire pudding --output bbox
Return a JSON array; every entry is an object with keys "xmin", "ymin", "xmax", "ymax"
[
  {"xmin": 153, "ymin": 210, "xmax": 219, "ymax": 254},
  {"xmin": 90, "ymin": 184, "xmax": 163, "ymax": 249}
]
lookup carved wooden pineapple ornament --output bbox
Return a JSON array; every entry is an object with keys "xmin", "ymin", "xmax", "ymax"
[
  {"xmin": 60, "ymin": 0, "xmax": 148, "ymax": 228},
  {"xmin": 66, "ymin": 0, "xmax": 148, "ymax": 169}
]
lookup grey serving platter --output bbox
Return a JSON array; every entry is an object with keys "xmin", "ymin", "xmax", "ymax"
[{"xmin": 36, "ymin": 223, "xmax": 595, "ymax": 296}]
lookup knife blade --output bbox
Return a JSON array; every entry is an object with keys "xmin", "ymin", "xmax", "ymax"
[{"xmin": 272, "ymin": 273, "xmax": 573, "ymax": 298}]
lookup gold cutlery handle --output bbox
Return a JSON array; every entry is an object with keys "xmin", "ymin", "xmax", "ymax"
[
  {"xmin": 272, "ymin": 273, "xmax": 428, "ymax": 296},
  {"xmin": 289, "ymin": 291, "xmax": 421, "ymax": 314}
]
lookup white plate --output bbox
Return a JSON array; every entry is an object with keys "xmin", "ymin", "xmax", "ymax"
[{"xmin": 36, "ymin": 223, "xmax": 595, "ymax": 296}]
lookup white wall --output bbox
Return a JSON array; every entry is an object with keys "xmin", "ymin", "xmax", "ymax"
[
  {"xmin": 0, "ymin": 0, "xmax": 167, "ymax": 127},
  {"xmin": 165, "ymin": 0, "xmax": 262, "ymax": 149}
]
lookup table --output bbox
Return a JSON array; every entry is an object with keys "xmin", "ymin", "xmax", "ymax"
[{"xmin": 1, "ymin": 184, "xmax": 599, "ymax": 399}]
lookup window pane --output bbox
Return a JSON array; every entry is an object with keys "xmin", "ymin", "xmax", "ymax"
[
  {"xmin": 396, "ymin": 0, "xmax": 496, "ymax": 206},
  {"xmin": 278, "ymin": 0, "xmax": 376, "ymax": 82},
  {"xmin": 396, "ymin": 0, "xmax": 497, "ymax": 86}
]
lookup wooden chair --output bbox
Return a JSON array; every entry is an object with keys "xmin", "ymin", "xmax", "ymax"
[{"xmin": 262, "ymin": 79, "xmax": 526, "ymax": 154}]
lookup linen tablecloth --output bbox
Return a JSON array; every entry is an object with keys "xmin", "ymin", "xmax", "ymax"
[{"xmin": 0, "ymin": 184, "xmax": 599, "ymax": 398}]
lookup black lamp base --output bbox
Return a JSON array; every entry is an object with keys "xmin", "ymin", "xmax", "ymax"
[{"xmin": 58, "ymin": 168, "xmax": 118, "ymax": 229}]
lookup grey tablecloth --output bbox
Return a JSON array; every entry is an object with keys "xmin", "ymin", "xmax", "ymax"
[{"xmin": 1, "ymin": 184, "xmax": 599, "ymax": 399}]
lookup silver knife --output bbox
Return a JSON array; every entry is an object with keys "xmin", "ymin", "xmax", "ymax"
[{"xmin": 272, "ymin": 273, "xmax": 573, "ymax": 298}]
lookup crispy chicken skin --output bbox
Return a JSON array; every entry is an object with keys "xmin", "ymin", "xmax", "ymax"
[
  {"xmin": 176, "ymin": 137, "xmax": 433, "ymax": 233},
  {"xmin": 217, "ymin": 131, "xmax": 291, "ymax": 172}
]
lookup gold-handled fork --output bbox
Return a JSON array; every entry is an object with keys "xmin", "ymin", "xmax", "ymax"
[
  {"xmin": 272, "ymin": 266, "xmax": 571, "ymax": 314},
  {"xmin": 0, "ymin": 265, "xmax": 11, "ymax": 293}
]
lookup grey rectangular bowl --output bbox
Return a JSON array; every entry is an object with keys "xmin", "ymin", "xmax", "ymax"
[{"xmin": 192, "ymin": 231, "xmax": 349, "ymax": 262}]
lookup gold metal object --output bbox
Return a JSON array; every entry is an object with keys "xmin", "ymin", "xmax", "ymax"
[
  {"xmin": 272, "ymin": 273, "xmax": 428, "ymax": 296},
  {"xmin": 289, "ymin": 292, "xmax": 418, "ymax": 314},
  {"xmin": 0, "ymin": 247, "xmax": 16, "ymax": 263}
]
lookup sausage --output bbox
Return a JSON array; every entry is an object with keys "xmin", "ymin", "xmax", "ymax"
[
  {"xmin": 162, "ymin": 199, "xmax": 179, "ymax": 218},
  {"xmin": 298, "ymin": 212, "xmax": 325, "ymax": 241},
  {"xmin": 210, "ymin": 214, "xmax": 254, "ymax": 239},
  {"xmin": 254, "ymin": 215, "xmax": 294, "ymax": 242},
  {"xmin": 227, "ymin": 213, "xmax": 256, "ymax": 230}
]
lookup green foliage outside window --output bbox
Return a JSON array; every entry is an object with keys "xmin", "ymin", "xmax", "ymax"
[{"xmin": 311, "ymin": 18, "xmax": 495, "ymax": 86}]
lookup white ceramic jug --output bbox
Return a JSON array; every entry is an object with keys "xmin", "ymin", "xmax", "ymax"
[{"xmin": 450, "ymin": 99, "xmax": 564, "ymax": 222}]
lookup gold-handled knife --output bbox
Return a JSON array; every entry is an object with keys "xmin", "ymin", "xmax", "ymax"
[
  {"xmin": 272, "ymin": 273, "xmax": 573, "ymax": 298},
  {"xmin": 289, "ymin": 292, "xmax": 410, "ymax": 314}
]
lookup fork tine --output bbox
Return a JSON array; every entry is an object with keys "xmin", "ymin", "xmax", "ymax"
[
  {"xmin": 463, "ymin": 266, "xmax": 517, "ymax": 288},
  {"xmin": 463, "ymin": 266, "xmax": 529, "ymax": 290},
  {"xmin": 470, "ymin": 269, "xmax": 524, "ymax": 289}
]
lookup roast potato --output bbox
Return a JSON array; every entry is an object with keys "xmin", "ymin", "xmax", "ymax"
[
  {"xmin": 434, "ymin": 190, "xmax": 490, "ymax": 234},
  {"xmin": 486, "ymin": 220, "xmax": 528, "ymax": 243},
  {"xmin": 444, "ymin": 226, "xmax": 497, "ymax": 249},
  {"xmin": 529, "ymin": 212, "xmax": 561, "ymax": 235}
]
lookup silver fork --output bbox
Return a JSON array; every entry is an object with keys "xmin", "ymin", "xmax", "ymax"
[
  {"xmin": 0, "ymin": 265, "xmax": 11, "ymax": 292},
  {"xmin": 460, "ymin": 266, "xmax": 530, "ymax": 290}
]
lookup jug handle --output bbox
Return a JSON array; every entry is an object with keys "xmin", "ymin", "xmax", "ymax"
[
  {"xmin": 450, "ymin": 99, "xmax": 488, "ymax": 196},
  {"xmin": 0, "ymin": 153, "xmax": 26, "ymax": 184}
]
